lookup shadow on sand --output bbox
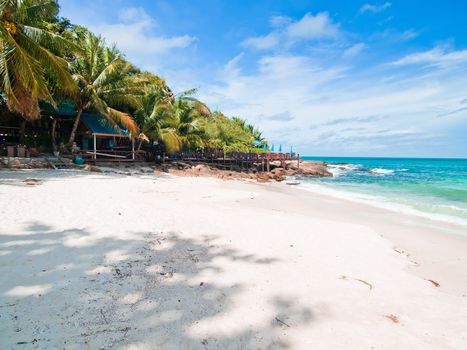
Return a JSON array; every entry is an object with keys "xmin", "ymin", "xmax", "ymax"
[{"xmin": 0, "ymin": 220, "xmax": 314, "ymax": 349}]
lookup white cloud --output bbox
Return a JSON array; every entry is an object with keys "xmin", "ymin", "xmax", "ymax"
[
  {"xmin": 269, "ymin": 15, "xmax": 292, "ymax": 28},
  {"xmin": 118, "ymin": 7, "xmax": 152, "ymax": 23},
  {"xmin": 198, "ymin": 48, "xmax": 467, "ymax": 156},
  {"xmin": 241, "ymin": 33, "xmax": 279, "ymax": 50},
  {"xmin": 285, "ymin": 12, "xmax": 340, "ymax": 40},
  {"xmin": 370, "ymin": 28, "xmax": 419, "ymax": 42},
  {"xmin": 399, "ymin": 29, "xmax": 419, "ymax": 41},
  {"xmin": 93, "ymin": 8, "xmax": 196, "ymax": 55},
  {"xmin": 393, "ymin": 46, "xmax": 467, "ymax": 67},
  {"xmin": 241, "ymin": 12, "xmax": 341, "ymax": 51},
  {"xmin": 79, "ymin": 7, "xmax": 196, "ymax": 71},
  {"xmin": 359, "ymin": 2, "xmax": 392, "ymax": 14},
  {"xmin": 343, "ymin": 43, "xmax": 367, "ymax": 57}
]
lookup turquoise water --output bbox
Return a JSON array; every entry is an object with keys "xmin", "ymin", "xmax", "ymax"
[{"xmin": 300, "ymin": 157, "xmax": 467, "ymax": 226}]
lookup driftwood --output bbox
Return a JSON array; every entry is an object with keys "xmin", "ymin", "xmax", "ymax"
[
  {"xmin": 426, "ymin": 279, "xmax": 440, "ymax": 287},
  {"xmin": 275, "ymin": 317, "xmax": 291, "ymax": 327},
  {"xmin": 340, "ymin": 275, "xmax": 373, "ymax": 291},
  {"xmin": 384, "ymin": 314, "xmax": 399, "ymax": 323}
]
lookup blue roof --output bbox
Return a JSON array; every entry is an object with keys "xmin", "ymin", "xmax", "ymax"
[
  {"xmin": 40, "ymin": 101, "xmax": 76, "ymax": 116},
  {"xmin": 81, "ymin": 113, "xmax": 125, "ymax": 136}
]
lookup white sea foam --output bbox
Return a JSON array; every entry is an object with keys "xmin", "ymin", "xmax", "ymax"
[
  {"xmin": 433, "ymin": 204, "xmax": 467, "ymax": 215},
  {"xmin": 296, "ymin": 182, "xmax": 467, "ymax": 228},
  {"xmin": 326, "ymin": 163, "xmax": 361, "ymax": 177},
  {"xmin": 369, "ymin": 168, "xmax": 394, "ymax": 175}
]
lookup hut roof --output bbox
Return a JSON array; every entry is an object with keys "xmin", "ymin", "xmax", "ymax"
[{"xmin": 81, "ymin": 114, "xmax": 127, "ymax": 137}]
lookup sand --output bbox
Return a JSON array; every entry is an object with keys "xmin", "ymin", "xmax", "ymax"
[{"xmin": 0, "ymin": 170, "xmax": 466, "ymax": 349}]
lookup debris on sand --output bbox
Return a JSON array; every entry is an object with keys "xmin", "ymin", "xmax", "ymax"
[
  {"xmin": 340, "ymin": 275, "xmax": 373, "ymax": 291},
  {"xmin": 16, "ymin": 339, "xmax": 38, "ymax": 345},
  {"xmin": 384, "ymin": 314, "xmax": 400, "ymax": 323},
  {"xmin": 275, "ymin": 317, "xmax": 291, "ymax": 328},
  {"xmin": 22, "ymin": 178, "xmax": 43, "ymax": 186},
  {"xmin": 426, "ymin": 279, "xmax": 440, "ymax": 287}
]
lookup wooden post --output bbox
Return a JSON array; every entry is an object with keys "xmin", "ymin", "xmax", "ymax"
[
  {"xmin": 297, "ymin": 154, "xmax": 300, "ymax": 169},
  {"xmin": 51, "ymin": 118, "xmax": 57, "ymax": 152},
  {"xmin": 266, "ymin": 159, "xmax": 270, "ymax": 172},
  {"xmin": 132, "ymin": 138, "xmax": 135, "ymax": 160},
  {"xmin": 93, "ymin": 134, "xmax": 97, "ymax": 161}
]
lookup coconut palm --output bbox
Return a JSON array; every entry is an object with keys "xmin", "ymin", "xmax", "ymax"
[
  {"xmin": 67, "ymin": 29, "xmax": 140, "ymax": 144},
  {"xmin": 135, "ymin": 91, "xmax": 181, "ymax": 153},
  {"xmin": 0, "ymin": 0, "xmax": 76, "ymax": 119},
  {"xmin": 173, "ymin": 98, "xmax": 205, "ymax": 149},
  {"xmin": 136, "ymin": 87, "xmax": 211, "ymax": 152}
]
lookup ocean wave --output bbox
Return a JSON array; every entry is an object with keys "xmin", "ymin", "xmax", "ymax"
[
  {"xmin": 295, "ymin": 182, "xmax": 467, "ymax": 229},
  {"xmin": 369, "ymin": 168, "xmax": 394, "ymax": 175},
  {"xmin": 432, "ymin": 204, "xmax": 467, "ymax": 215},
  {"xmin": 326, "ymin": 163, "xmax": 361, "ymax": 177}
]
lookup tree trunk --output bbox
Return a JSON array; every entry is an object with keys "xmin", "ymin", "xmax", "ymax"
[
  {"xmin": 51, "ymin": 118, "xmax": 58, "ymax": 152},
  {"xmin": 68, "ymin": 108, "xmax": 83, "ymax": 145},
  {"xmin": 19, "ymin": 119, "xmax": 26, "ymax": 145},
  {"xmin": 137, "ymin": 139, "xmax": 143, "ymax": 151}
]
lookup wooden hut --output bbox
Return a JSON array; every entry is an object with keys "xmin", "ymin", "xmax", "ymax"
[
  {"xmin": 43, "ymin": 102, "xmax": 136, "ymax": 162},
  {"xmin": 75, "ymin": 114, "xmax": 135, "ymax": 162}
]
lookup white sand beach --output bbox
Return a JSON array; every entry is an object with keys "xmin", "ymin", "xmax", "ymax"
[{"xmin": 0, "ymin": 170, "xmax": 466, "ymax": 349}]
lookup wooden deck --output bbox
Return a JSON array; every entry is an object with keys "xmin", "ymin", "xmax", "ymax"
[{"xmin": 168, "ymin": 151, "xmax": 299, "ymax": 172}]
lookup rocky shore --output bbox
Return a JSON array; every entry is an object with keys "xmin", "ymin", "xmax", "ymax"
[
  {"xmin": 0, "ymin": 157, "xmax": 332, "ymax": 182},
  {"xmin": 158, "ymin": 160, "xmax": 332, "ymax": 182}
]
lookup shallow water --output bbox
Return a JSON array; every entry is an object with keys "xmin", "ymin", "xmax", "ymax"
[{"xmin": 299, "ymin": 157, "xmax": 467, "ymax": 226}]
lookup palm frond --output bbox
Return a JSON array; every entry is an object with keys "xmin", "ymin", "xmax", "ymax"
[{"xmin": 106, "ymin": 107, "xmax": 139, "ymax": 135}]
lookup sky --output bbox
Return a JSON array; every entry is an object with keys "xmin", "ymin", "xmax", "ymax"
[{"xmin": 59, "ymin": 0, "xmax": 467, "ymax": 157}]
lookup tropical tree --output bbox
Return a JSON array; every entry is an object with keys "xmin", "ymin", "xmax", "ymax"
[
  {"xmin": 136, "ymin": 92, "xmax": 207, "ymax": 153},
  {"xmin": 172, "ymin": 98, "xmax": 205, "ymax": 149},
  {"xmin": 67, "ymin": 28, "xmax": 140, "ymax": 144},
  {"xmin": 0, "ymin": 0, "xmax": 76, "ymax": 120},
  {"xmin": 135, "ymin": 90, "xmax": 180, "ymax": 152},
  {"xmin": 135, "ymin": 86, "xmax": 216, "ymax": 153}
]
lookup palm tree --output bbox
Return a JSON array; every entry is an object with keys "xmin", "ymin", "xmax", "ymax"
[
  {"xmin": 175, "ymin": 89, "xmax": 211, "ymax": 117},
  {"xmin": 135, "ymin": 91, "xmax": 181, "ymax": 153},
  {"xmin": 173, "ymin": 98, "xmax": 205, "ymax": 149},
  {"xmin": 67, "ymin": 29, "xmax": 140, "ymax": 144},
  {"xmin": 0, "ymin": 0, "xmax": 75, "ymax": 120},
  {"xmin": 136, "ymin": 88, "xmax": 209, "ymax": 153}
]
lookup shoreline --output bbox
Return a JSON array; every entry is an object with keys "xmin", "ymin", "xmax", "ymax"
[
  {"xmin": 1, "ymin": 170, "xmax": 466, "ymax": 348},
  {"xmin": 267, "ymin": 180, "xmax": 467, "ymax": 297},
  {"xmin": 4, "ymin": 160, "xmax": 466, "ymax": 228},
  {"xmin": 295, "ymin": 180, "xmax": 467, "ymax": 228}
]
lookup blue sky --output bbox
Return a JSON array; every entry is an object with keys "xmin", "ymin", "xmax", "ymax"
[{"xmin": 60, "ymin": 0, "xmax": 467, "ymax": 157}]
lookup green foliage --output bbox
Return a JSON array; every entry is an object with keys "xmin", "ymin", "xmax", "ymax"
[
  {"xmin": 0, "ymin": 0, "xmax": 77, "ymax": 119},
  {"xmin": 0, "ymin": 0, "xmax": 266, "ymax": 152},
  {"xmin": 136, "ymin": 90, "xmax": 265, "ymax": 153},
  {"xmin": 66, "ymin": 28, "xmax": 143, "ymax": 142}
]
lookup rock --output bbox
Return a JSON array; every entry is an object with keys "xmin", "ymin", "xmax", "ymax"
[
  {"xmin": 84, "ymin": 164, "xmax": 103, "ymax": 173},
  {"xmin": 256, "ymin": 173, "xmax": 271, "ymax": 182},
  {"xmin": 8, "ymin": 159, "xmax": 22, "ymax": 168},
  {"xmin": 173, "ymin": 161, "xmax": 191, "ymax": 170}
]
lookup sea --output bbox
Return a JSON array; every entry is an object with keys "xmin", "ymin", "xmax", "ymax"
[{"xmin": 298, "ymin": 157, "xmax": 467, "ymax": 227}]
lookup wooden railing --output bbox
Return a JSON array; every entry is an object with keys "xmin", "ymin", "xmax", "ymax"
[
  {"xmin": 170, "ymin": 151, "xmax": 297, "ymax": 162},
  {"xmin": 77, "ymin": 149, "xmax": 147, "ymax": 162}
]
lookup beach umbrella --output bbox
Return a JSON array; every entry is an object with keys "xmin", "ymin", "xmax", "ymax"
[
  {"xmin": 271, "ymin": 144, "xmax": 275, "ymax": 152},
  {"xmin": 263, "ymin": 144, "xmax": 267, "ymax": 152},
  {"xmin": 279, "ymin": 144, "xmax": 282, "ymax": 152},
  {"xmin": 290, "ymin": 146, "xmax": 293, "ymax": 154},
  {"xmin": 253, "ymin": 140, "xmax": 261, "ymax": 147}
]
